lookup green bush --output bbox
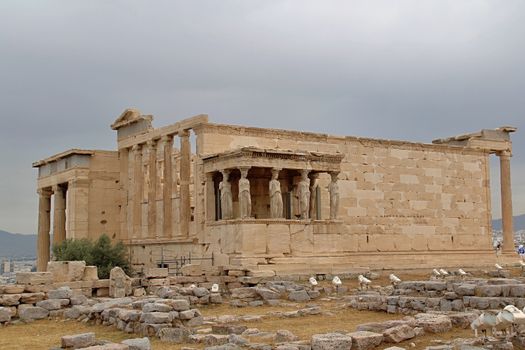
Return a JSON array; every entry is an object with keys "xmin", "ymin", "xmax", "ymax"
[{"xmin": 52, "ymin": 234, "xmax": 131, "ymax": 279}]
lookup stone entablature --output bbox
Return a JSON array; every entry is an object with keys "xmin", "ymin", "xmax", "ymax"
[{"xmin": 202, "ymin": 147, "xmax": 344, "ymax": 173}]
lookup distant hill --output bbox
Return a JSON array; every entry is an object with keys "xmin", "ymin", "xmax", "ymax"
[
  {"xmin": 492, "ymin": 214, "xmax": 525, "ymax": 231},
  {"xmin": 0, "ymin": 230, "xmax": 36, "ymax": 259}
]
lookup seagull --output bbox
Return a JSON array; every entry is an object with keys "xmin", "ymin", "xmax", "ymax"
[
  {"xmin": 189, "ymin": 284, "xmax": 197, "ymax": 289},
  {"xmin": 332, "ymin": 276, "xmax": 342, "ymax": 286},
  {"xmin": 432, "ymin": 269, "xmax": 442, "ymax": 278},
  {"xmin": 309, "ymin": 277, "xmax": 318, "ymax": 286},
  {"xmin": 211, "ymin": 283, "xmax": 219, "ymax": 293},
  {"xmin": 495, "ymin": 264, "xmax": 503, "ymax": 270},
  {"xmin": 458, "ymin": 269, "xmax": 467, "ymax": 276},
  {"xmin": 389, "ymin": 274, "xmax": 401, "ymax": 286}
]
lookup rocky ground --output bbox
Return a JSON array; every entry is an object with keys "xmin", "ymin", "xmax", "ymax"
[{"xmin": 2, "ymin": 268, "xmax": 525, "ymax": 350}]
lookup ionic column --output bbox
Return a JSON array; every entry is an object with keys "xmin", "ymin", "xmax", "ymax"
[
  {"xmin": 52, "ymin": 184, "xmax": 66, "ymax": 247},
  {"xmin": 162, "ymin": 135, "xmax": 174, "ymax": 238},
  {"xmin": 499, "ymin": 150, "xmax": 515, "ymax": 252},
  {"xmin": 132, "ymin": 144, "xmax": 143, "ymax": 239},
  {"xmin": 119, "ymin": 147, "xmax": 129, "ymax": 240},
  {"xmin": 147, "ymin": 140, "xmax": 158, "ymax": 238},
  {"xmin": 37, "ymin": 188, "xmax": 51, "ymax": 272},
  {"xmin": 179, "ymin": 129, "xmax": 191, "ymax": 236}
]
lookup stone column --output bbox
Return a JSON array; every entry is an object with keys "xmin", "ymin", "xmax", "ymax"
[
  {"xmin": 219, "ymin": 169, "xmax": 233, "ymax": 219},
  {"xmin": 37, "ymin": 188, "xmax": 51, "ymax": 272},
  {"xmin": 269, "ymin": 168, "xmax": 283, "ymax": 219},
  {"xmin": 499, "ymin": 151, "xmax": 515, "ymax": 252},
  {"xmin": 52, "ymin": 184, "xmax": 66, "ymax": 247},
  {"xmin": 238, "ymin": 167, "xmax": 251, "ymax": 219},
  {"xmin": 309, "ymin": 173, "xmax": 319, "ymax": 220},
  {"xmin": 67, "ymin": 178, "xmax": 90, "ymax": 239},
  {"xmin": 119, "ymin": 147, "xmax": 129, "ymax": 240},
  {"xmin": 132, "ymin": 144, "xmax": 143, "ymax": 239},
  {"xmin": 328, "ymin": 172, "xmax": 340, "ymax": 220},
  {"xmin": 179, "ymin": 129, "xmax": 191, "ymax": 236},
  {"xmin": 162, "ymin": 135, "xmax": 174, "ymax": 238},
  {"xmin": 298, "ymin": 169, "xmax": 310, "ymax": 219},
  {"xmin": 147, "ymin": 140, "xmax": 158, "ymax": 238}
]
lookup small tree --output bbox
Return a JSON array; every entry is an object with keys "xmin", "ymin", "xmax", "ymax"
[{"xmin": 52, "ymin": 234, "xmax": 131, "ymax": 279}]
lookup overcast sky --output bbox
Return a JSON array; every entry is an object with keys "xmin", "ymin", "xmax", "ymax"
[{"xmin": 0, "ymin": 0, "xmax": 523, "ymax": 234}]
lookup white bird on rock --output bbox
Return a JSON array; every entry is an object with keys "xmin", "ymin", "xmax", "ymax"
[
  {"xmin": 432, "ymin": 269, "xmax": 441, "ymax": 279},
  {"xmin": 211, "ymin": 283, "xmax": 219, "ymax": 293},
  {"xmin": 309, "ymin": 277, "xmax": 318, "ymax": 286},
  {"xmin": 495, "ymin": 264, "xmax": 503, "ymax": 270},
  {"xmin": 458, "ymin": 269, "xmax": 467, "ymax": 276},
  {"xmin": 332, "ymin": 276, "xmax": 342, "ymax": 286}
]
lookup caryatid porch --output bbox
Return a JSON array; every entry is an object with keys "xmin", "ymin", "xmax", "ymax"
[{"xmin": 202, "ymin": 147, "xmax": 344, "ymax": 222}]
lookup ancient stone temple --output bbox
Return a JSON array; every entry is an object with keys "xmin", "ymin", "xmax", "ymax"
[{"xmin": 33, "ymin": 109, "xmax": 517, "ymax": 274}]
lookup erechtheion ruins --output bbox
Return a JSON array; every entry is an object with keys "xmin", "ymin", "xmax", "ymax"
[{"xmin": 33, "ymin": 109, "xmax": 517, "ymax": 274}]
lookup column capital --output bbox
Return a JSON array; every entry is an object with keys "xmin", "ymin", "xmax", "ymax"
[
  {"xmin": 51, "ymin": 184, "xmax": 64, "ymax": 193},
  {"xmin": 147, "ymin": 139, "xmax": 158, "ymax": 147},
  {"xmin": 161, "ymin": 134, "xmax": 174, "ymax": 143},
  {"xmin": 498, "ymin": 150, "xmax": 512, "ymax": 158},
  {"xmin": 179, "ymin": 129, "xmax": 190, "ymax": 138},
  {"xmin": 37, "ymin": 188, "xmax": 52, "ymax": 197},
  {"xmin": 131, "ymin": 143, "xmax": 142, "ymax": 151}
]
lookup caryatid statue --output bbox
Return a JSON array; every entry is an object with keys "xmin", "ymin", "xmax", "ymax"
[
  {"xmin": 328, "ymin": 172, "xmax": 340, "ymax": 219},
  {"xmin": 309, "ymin": 173, "xmax": 319, "ymax": 220},
  {"xmin": 238, "ymin": 167, "xmax": 251, "ymax": 219},
  {"xmin": 269, "ymin": 168, "xmax": 283, "ymax": 218},
  {"xmin": 298, "ymin": 169, "xmax": 310, "ymax": 219},
  {"xmin": 219, "ymin": 170, "xmax": 233, "ymax": 219}
]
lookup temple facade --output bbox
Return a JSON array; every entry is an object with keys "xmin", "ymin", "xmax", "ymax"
[{"xmin": 33, "ymin": 109, "xmax": 517, "ymax": 274}]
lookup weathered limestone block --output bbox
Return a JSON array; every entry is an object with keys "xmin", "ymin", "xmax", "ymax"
[
  {"xmin": 36, "ymin": 299, "xmax": 63, "ymax": 311},
  {"xmin": 144, "ymin": 267, "xmax": 169, "ymax": 279},
  {"xmin": 414, "ymin": 313, "xmax": 452, "ymax": 333},
  {"xmin": 142, "ymin": 303, "xmax": 172, "ymax": 313},
  {"xmin": 0, "ymin": 294, "xmax": 21, "ymax": 306},
  {"xmin": 288, "ymin": 290, "xmax": 311, "ymax": 302},
  {"xmin": 83, "ymin": 266, "xmax": 99, "ymax": 281},
  {"xmin": 48, "ymin": 286, "xmax": 73, "ymax": 299},
  {"xmin": 382, "ymin": 325, "xmax": 416, "ymax": 343},
  {"xmin": 246, "ymin": 269, "xmax": 276, "ymax": 278},
  {"xmin": 19, "ymin": 306, "xmax": 49, "ymax": 321},
  {"xmin": 157, "ymin": 327, "xmax": 192, "ymax": 343},
  {"xmin": 424, "ymin": 282, "xmax": 447, "ymax": 291},
  {"xmin": 311, "ymin": 333, "xmax": 353, "ymax": 350},
  {"xmin": 16, "ymin": 272, "xmax": 52, "ymax": 285},
  {"xmin": 448, "ymin": 312, "xmax": 479, "ymax": 329},
  {"xmin": 180, "ymin": 264, "xmax": 203, "ymax": 277},
  {"xmin": 348, "ymin": 331, "xmax": 383, "ymax": 350},
  {"xmin": 476, "ymin": 285, "xmax": 502, "ymax": 297},
  {"xmin": 193, "ymin": 287, "xmax": 209, "ymax": 297},
  {"xmin": 48, "ymin": 261, "xmax": 86, "ymax": 282},
  {"xmin": 510, "ymin": 285, "xmax": 525, "ymax": 297},
  {"xmin": 109, "ymin": 267, "xmax": 132, "ymax": 298},
  {"xmin": 3, "ymin": 285, "xmax": 25, "ymax": 294},
  {"xmin": 255, "ymin": 287, "xmax": 281, "ymax": 300},
  {"xmin": 0, "ymin": 307, "xmax": 11, "ymax": 323},
  {"xmin": 121, "ymin": 337, "xmax": 151, "ymax": 350},
  {"xmin": 139, "ymin": 312, "xmax": 171, "ymax": 324},
  {"xmin": 212, "ymin": 324, "xmax": 248, "ymax": 335},
  {"xmin": 20, "ymin": 292, "xmax": 46, "ymax": 304},
  {"xmin": 231, "ymin": 287, "xmax": 258, "ymax": 299},
  {"xmin": 274, "ymin": 329, "xmax": 299, "ymax": 342},
  {"xmin": 80, "ymin": 344, "xmax": 129, "ymax": 350},
  {"xmin": 61, "ymin": 332, "xmax": 96, "ymax": 349}
]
